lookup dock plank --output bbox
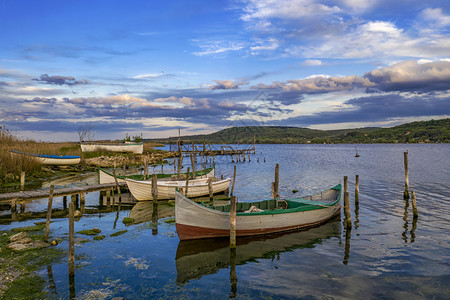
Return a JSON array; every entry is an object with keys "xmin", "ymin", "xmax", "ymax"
[{"xmin": 0, "ymin": 182, "xmax": 127, "ymax": 202}]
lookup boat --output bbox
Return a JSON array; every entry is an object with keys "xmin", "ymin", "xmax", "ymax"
[
  {"xmin": 175, "ymin": 184, "xmax": 342, "ymax": 240},
  {"xmin": 98, "ymin": 166, "xmax": 215, "ymax": 184},
  {"xmin": 80, "ymin": 142, "xmax": 144, "ymax": 154},
  {"xmin": 125, "ymin": 177, "xmax": 231, "ymax": 201},
  {"xmin": 10, "ymin": 150, "xmax": 81, "ymax": 165},
  {"xmin": 175, "ymin": 219, "xmax": 340, "ymax": 284}
]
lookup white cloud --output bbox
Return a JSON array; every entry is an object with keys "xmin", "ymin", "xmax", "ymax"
[
  {"xmin": 303, "ymin": 59, "xmax": 322, "ymax": 66},
  {"xmin": 241, "ymin": 0, "xmax": 340, "ymax": 21},
  {"xmin": 192, "ymin": 41, "xmax": 245, "ymax": 56},
  {"xmin": 132, "ymin": 73, "xmax": 163, "ymax": 79},
  {"xmin": 250, "ymin": 38, "xmax": 280, "ymax": 51},
  {"xmin": 421, "ymin": 8, "xmax": 450, "ymax": 27}
]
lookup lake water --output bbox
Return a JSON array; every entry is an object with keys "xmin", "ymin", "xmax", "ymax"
[{"xmin": 1, "ymin": 144, "xmax": 449, "ymax": 299}]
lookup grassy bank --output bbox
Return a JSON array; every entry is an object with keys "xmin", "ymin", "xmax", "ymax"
[{"xmin": 0, "ymin": 126, "xmax": 169, "ymax": 187}]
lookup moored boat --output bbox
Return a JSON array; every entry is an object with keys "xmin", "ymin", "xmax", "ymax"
[
  {"xmin": 10, "ymin": 150, "xmax": 81, "ymax": 165},
  {"xmin": 125, "ymin": 177, "xmax": 231, "ymax": 201},
  {"xmin": 175, "ymin": 184, "xmax": 342, "ymax": 240},
  {"xmin": 81, "ymin": 142, "xmax": 144, "ymax": 154},
  {"xmin": 98, "ymin": 166, "xmax": 215, "ymax": 184}
]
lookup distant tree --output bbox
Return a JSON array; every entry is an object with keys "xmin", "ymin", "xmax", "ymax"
[{"xmin": 77, "ymin": 123, "xmax": 95, "ymax": 143}]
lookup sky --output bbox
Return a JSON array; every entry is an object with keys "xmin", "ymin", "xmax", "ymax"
[{"xmin": 0, "ymin": 0, "xmax": 449, "ymax": 142}]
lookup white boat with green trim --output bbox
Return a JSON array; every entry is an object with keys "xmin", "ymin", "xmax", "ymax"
[
  {"xmin": 175, "ymin": 184, "xmax": 342, "ymax": 240},
  {"xmin": 98, "ymin": 166, "xmax": 215, "ymax": 184}
]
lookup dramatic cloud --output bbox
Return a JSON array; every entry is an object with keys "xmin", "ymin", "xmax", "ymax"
[
  {"xmin": 209, "ymin": 80, "xmax": 247, "ymax": 90},
  {"xmin": 253, "ymin": 60, "xmax": 450, "ymax": 94},
  {"xmin": 35, "ymin": 74, "xmax": 89, "ymax": 86},
  {"xmin": 363, "ymin": 60, "xmax": 450, "ymax": 92}
]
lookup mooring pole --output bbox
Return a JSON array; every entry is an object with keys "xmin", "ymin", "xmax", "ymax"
[
  {"xmin": 68, "ymin": 202, "xmax": 75, "ymax": 277},
  {"xmin": 343, "ymin": 176, "xmax": 351, "ymax": 228},
  {"xmin": 190, "ymin": 154, "xmax": 196, "ymax": 180},
  {"xmin": 152, "ymin": 174, "xmax": 158, "ymax": 204},
  {"xmin": 230, "ymin": 165, "xmax": 236, "ymax": 196},
  {"xmin": 230, "ymin": 195, "xmax": 237, "ymax": 248},
  {"xmin": 184, "ymin": 167, "xmax": 190, "ymax": 196},
  {"xmin": 355, "ymin": 175, "xmax": 359, "ymax": 205},
  {"xmin": 144, "ymin": 158, "xmax": 148, "ymax": 180},
  {"xmin": 274, "ymin": 163, "xmax": 279, "ymax": 199},
  {"xmin": 44, "ymin": 185, "xmax": 54, "ymax": 242},
  {"xmin": 403, "ymin": 151, "xmax": 409, "ymax": 199},
  {"xmin": 208, "ymin": 178, "xmax": 213, "ymax": 201},
  {"xmin": 20, "ymin": 171, "xmax": 25, "ymax": 191}
]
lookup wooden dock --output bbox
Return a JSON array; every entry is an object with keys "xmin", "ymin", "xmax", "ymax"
[{"xmin": 0, "ymin": 182, "xmax": 127, "ymax": 202}]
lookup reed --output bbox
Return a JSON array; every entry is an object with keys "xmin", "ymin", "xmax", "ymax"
[{"xmin": 0, "ymin": 126, "xmax": 81, "ymax": 184}]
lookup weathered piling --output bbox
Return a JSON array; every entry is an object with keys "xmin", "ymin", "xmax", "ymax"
[
  {"xmin": 144, "ymin": 158, "xmax": 149, "ymax": 179},
  {"xmin": 68, "ymin": 201, "xmax": 75, "ymax": 277},
  {"xmin": 355, "ymin": 175, "xmax": 359, "ymax": 205},
  {"xmin": 190, "ymin": 154, "xmax": 196, "ymax": 180},
  {"xmin": 184, "ymin": 167, "xmax": 190, "ymax": 196},
  {"xmin": 230, "ymin": 195, "xmax": 237, "ymax": 248},
  {"xmin": 151, "ymin": 174, "xmax": 158, "ymax": 204},
  {"xmin": 20, "ymin": 171, "xmax": 25, "ymax": 191},
  {"xmin": 411, "ymin": 191, "xmax": 418, "ymax": 218},
  {"xmin": 403, "ymin": 151, "xmax": 409, "ymax": 199},
  {"xmin": 343, "ymin": 176, "xmax": 351, "ymax": 228},
  {"xmin": 208, "ymin": 178, "xmax": 213, "ymax": 201},
  {"xmin": 273, "ymin": 164, "xmax": 280, "ymax": 199},
  {"xmin": 44, "ymin": 185, "xmax": 54, "ymax": 242},
  {"xmin": 113, "ymin": 169, "xmax": 122, "ymax": 203},
  {"xmin": 230, "ymin": 165, "xmax": 236, "ymax": 196}
]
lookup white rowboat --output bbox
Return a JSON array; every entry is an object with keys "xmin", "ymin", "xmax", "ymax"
[{"xmin": 125, "ymin": 177, "xmax": 231, "ymax": 201}]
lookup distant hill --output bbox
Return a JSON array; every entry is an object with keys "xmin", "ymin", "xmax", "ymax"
[{"xmin": 147, "ymin": 118, "xmax": 450, "ymax": 144}]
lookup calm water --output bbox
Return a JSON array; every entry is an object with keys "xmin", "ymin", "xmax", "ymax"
[{"xmin": 1, "ymin": 144, "xmax": 449, "ymax": 299}]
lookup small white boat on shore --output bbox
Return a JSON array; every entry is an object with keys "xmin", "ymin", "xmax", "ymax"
[
  {"xmin": 81, "ymin": 142, "xmax": 144, "ymax": 154},
  {"xmin": 10, "ymin": 150, "xmax": 81, "ymax": 166}
]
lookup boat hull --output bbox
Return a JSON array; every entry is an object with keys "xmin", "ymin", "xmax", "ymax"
[
  {"xmin": 81, "ymin": 143, "xmax": 144, "ymax": 154},
  {"xmin": 125, "ymin": 177, "xmax": 231, "ymax": 201},
  {"xmin": 175, "ymin": 185, "xmax": 341, "ymax": 240},
  {"xmin": 98, "ymin": 167, "xmax": 215, "ymax": 184},
  {"xmin": 10, "ymin": 150, "xmax": 81, "ymax": 165}
]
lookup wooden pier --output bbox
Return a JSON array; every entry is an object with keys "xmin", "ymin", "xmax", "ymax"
[{"xmin": 0, "ymin": 182, "xmax": 127, "ymax": 203}]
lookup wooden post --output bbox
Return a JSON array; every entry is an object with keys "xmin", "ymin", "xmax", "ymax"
[
  {"xmin": 80, "ymin": 192, "xmax": 85, "ymax": 215},
  {"xmin": 411, "ymin": 191, "xmax": 418, "ymax": 218},
  {"xmin": 230, "ymin": 195, "xmax": 237, "ymax": 248},
  {"xmin": 144, "ymin": 158, "xmax": 148, "ymax": 180},
  {"xmin": 274, "ymin": 163, "xmax": 279, "ymax": 199},
  {"xmin": 113, "ymin": 169, "xmax": 122, "ymax": 203},
  {"xmin": 343, "ymin": 176, "xmax": 351, "ymax": 228},
  {"xmin": 403, "ymin": 151, "xmax": 409, "ymax": 199},
  {"xmin": 190, "ymin": 154, "xmax": 196, "ymax": 179},
  {"xmin": 271, "ymin": 182, "xmax": 275, "ymax": 199},
  {"xmin": 230, "ymin": 165, "xmax": 236, "ymax": 196},
  {"xmin": 20, "ymin": 171, "xmax": 25, "ymax": 191},
  {"xmin": 184, "ymin": 167, "xmax": 190, "ymax": 196},
  {"xmin": 63, "ymin": 196, "xmax": 67, "ymax": 210},
  {"xmin": 208, "ymin": 178, "xmax": 213, "ymax": 201},
  {"xmin": 355, "ymin": 175, "xmax": 359, "ymax": 205},
  {"xmin": 151, "ymin": 174, "xmax": 158, "ymax": 203},
  {"xmin": 68, "ymin": 202, "xmax": 75, "ymax": 277},
  {"xmin": 44, "ymin": 185, "xmax": 54, "ymax": 242}
]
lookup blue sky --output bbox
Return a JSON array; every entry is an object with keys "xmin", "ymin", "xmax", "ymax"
[{"xmin": 1, "ymin": 0, "xmax": 449, "ymax": 141}]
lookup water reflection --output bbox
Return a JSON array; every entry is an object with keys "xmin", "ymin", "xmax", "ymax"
[
  {"xmin": 175, "ymin": 219, "xmax": 340, "ymax": 285},
  {"xmin": 343, "ymin": 227, "xmax": 351, "ymax": 265},
  {"xmin": 403, "ymin": 197, "xmax": 418, "ymax": 243}
]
